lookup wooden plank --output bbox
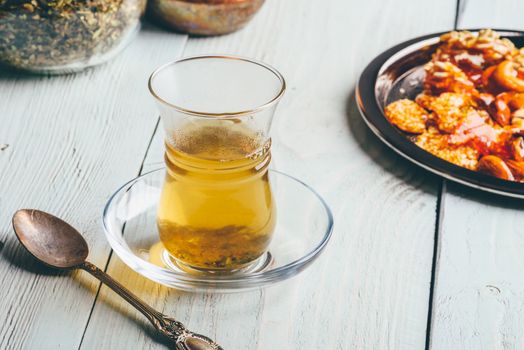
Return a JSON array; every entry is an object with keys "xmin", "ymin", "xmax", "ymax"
[
  {"xmin": 429, "ymin": 1, "xmax": 524, "ymax": 349},
  {"xmin": 81, "ymin": 0, "xmax": 455, "ymax": 349},
  {"xmin": 0, "ymin": 25, "xmax": 187, "ymax": 349}
]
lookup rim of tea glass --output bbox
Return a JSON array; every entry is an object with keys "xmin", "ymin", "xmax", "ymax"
[
  {"xmin": 148, "ymin": 55, "xmax": 287, "ymax": 118},
  {"xmin": 102, "ymin": 168, "xmax": 334, "ymax": 290}
]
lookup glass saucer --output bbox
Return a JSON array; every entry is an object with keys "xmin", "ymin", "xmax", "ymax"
[{"xmin": 102, "ymin": 168, "xmax": 334, "ymax": 292}]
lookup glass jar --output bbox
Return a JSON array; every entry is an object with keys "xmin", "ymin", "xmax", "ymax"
[{"xmin": 0, "ymin": 0, "xmax": 146, "ymax": 74}]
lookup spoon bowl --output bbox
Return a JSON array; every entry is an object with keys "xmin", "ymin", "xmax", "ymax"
[{"xmin": 12, "ymin": 209, "xmax": 88, "ymax": 269}]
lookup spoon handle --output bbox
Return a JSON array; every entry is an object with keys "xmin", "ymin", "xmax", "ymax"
[{"xmin": 81, "ymin": 261, "xmax": 223, "ymax": 350}]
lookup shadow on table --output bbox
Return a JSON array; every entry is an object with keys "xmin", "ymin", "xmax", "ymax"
[
  {"xmin": 0, "ymin": 62, "xmax": 66, "ymax": 80},
  {"xmin": 445, "ymin": 181, "xmax": 524, "ymax": 209},
  {"xmin": 0, "ymin": 234, "xmax": 65, "ymax": 276},
  {"xmin": 345, "ymin": 88, "xmax": 441, "ymax": 196}
]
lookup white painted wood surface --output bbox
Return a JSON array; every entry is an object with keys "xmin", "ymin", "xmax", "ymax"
[
  {"xmin": 81, "ymin": 0, "xmax": 454, "ymax": 349},
  {"xmin": 429, "ymin": 1, "xmax": 524, "ymax": 349},
  {"xmin": 11, "ymin": 1, "xmax": 524, "ymax": 350}
]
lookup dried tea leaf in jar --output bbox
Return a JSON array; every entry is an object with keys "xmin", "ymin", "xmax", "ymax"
[{"xmin": 0, "ymin": 0, "xmax": 146, "ymax": 73}]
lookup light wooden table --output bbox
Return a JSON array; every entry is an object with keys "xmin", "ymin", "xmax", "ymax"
[{"xmin": 1, "ymin": 0, "xmax": 523, "ymax": 349}]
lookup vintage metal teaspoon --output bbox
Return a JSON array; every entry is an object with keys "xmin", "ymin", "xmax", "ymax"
[{"xmin": 12, "ymin": 209, "xmax": 223, "ymax": 350}]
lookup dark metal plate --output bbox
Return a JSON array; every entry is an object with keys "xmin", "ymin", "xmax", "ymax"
[{"xmin": 356, "ymin": 29, "xmax": 524, "ymax": 198}]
